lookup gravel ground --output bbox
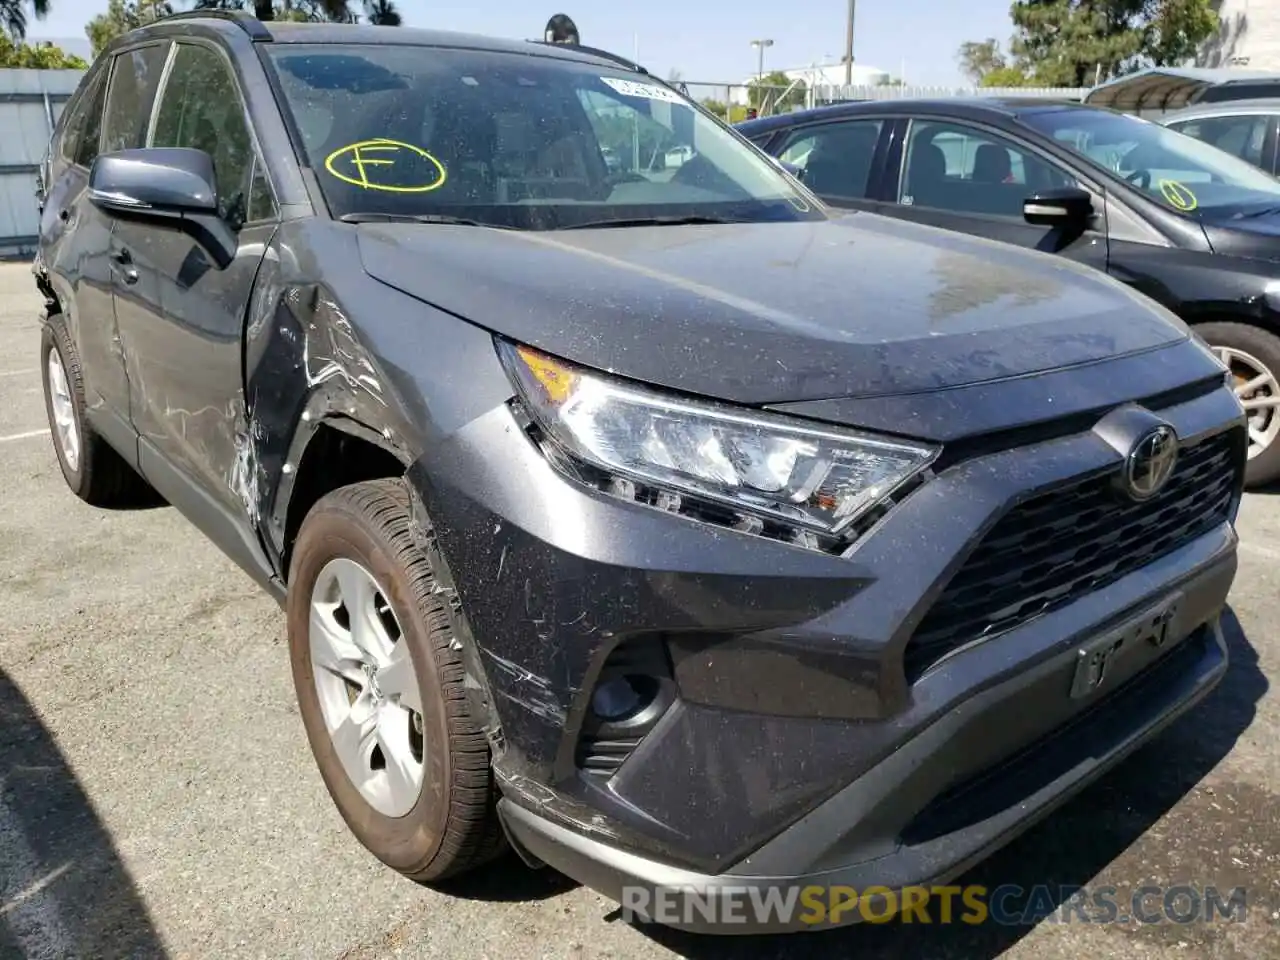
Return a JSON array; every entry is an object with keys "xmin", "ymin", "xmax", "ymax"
[{"xmin": 0, "ymin": 262, "xmax": 1276, "ymax": 959}]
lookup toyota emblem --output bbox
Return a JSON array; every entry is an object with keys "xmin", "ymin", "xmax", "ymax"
[{"xmin": 1124, "ymin": 425, "xmax": 1178, "ymax": 500}]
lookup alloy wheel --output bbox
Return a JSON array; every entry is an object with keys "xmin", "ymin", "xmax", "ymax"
[
  {"xmin": 309, "ymin": 558, "xmax": 425, "ymax": 818},
  {"xmin": 47, "ymin": 347, "xmax": 80, "ymax": 473},
  {"xmin": 1215, "ymin": 345, "xmax": 1280, "ymax": 461}
]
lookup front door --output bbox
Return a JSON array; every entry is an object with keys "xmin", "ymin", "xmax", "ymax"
[
  {"xmin": 879, "ymin": 117, "xmax": 1109, "ymax": 272},
  {"xmin": 105, "ymin": 39, "xmax": 279, "ymax": 564}
]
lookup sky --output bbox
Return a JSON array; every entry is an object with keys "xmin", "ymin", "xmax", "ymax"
[{"xmin": 26, "ymin": 0, "xmax": 1019, "ymax": 88}]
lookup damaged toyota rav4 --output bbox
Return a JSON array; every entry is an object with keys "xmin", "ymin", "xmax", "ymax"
[{"xmin": 35, "ymin": 13, "xmax": 1246, "ymax": 934}]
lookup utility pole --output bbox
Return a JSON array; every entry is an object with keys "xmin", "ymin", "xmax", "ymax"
[{"xmin": 844, "ymin": 0, "xmax": 856, "ymax": 86}]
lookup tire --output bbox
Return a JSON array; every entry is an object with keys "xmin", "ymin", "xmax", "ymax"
[
  {"xmin": 1196, "ymin": 321, "xmax": 1280, "ymax": 488},
  {"xmin": 287, "ymin": 478, "xmax": 506, "ymax": 882},
  {"xmin": 40, "ymin": 313, "xmax": 159, "ymax": 507}
]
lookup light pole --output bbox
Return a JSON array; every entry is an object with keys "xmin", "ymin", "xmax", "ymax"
[
  {"xmin": 750, "ymin": 38, "xmax": 774, "ymax": 114},
  {"xmin": 750, "ymin": 38, "xmax": 774, "ymax": 84},
  {"xmin": 844, "ymin": 0, "xmax": 856, "ymax": 86}
]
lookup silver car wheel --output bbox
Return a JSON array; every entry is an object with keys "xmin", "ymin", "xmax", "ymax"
[
  {"xmin": 309, "ymin": 557, "xmax": 425, "ymax": 818},
  {"xmin": 1215, "ymin": 344, "xmax": 1280, "ymax": 460},
  {"xmin": 47, "ymin": 346, "xmax": 80, "ymax": 473}
]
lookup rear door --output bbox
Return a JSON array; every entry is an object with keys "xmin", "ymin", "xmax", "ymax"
[
  {"xmin": 879, "ymin": 116, "xmax": 1109, "ymax": 269},
  {"xmin": 37, "ymin": 56, "xmax": 134, "ymax": 441}
]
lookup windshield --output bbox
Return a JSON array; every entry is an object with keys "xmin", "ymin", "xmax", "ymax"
[
  {"xmin": 264, "ymin": 44, "xmax": 819, "ymax": 229},
  {"xmin": 1020, "ymin": 107, "xmax": 1280, "ymax": 216}
]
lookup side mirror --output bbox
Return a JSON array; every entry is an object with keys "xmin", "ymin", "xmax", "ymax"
[
  {"xmin": 88, "ymin": 148, "xmax": 235, "ymax": 269},
  {"xmin": 1023, "ymin": 186, "xmax": 1094, "ymax": 227}
]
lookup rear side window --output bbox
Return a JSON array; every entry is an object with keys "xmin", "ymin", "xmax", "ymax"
[
  {"xmin": 1166, "ymin": 115, "xmax": 1269, "ymax": 170},
  {"xmin": 151, "ymin": 42, "xmax": 276, "ymax": 224},
  {"xmin": 57, "ymin": 66, "xmax": 104, "ymax": 165},
  {"xmin": 100, "ymin": 43, "xmax": 170, "ymax": 154},
  {"xmin": 775, "ymin": 120, "xmax": 884, "ymax": 200}
]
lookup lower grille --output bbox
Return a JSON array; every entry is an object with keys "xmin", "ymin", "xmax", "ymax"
[{"xmin": 905, "ymin": 426, "xmax": 1243, "ymax": 681}]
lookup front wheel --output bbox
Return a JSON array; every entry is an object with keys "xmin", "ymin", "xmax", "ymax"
[
  {"xmin": 287, "ymin": 479, "xmax": 506, "ymax": 882},
  {"xmin": 1197, "ymin": 321, "xmax": 1280, "ymax": 488}
]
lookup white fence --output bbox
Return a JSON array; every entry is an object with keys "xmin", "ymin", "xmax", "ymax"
[{"xmin": 0, "ymin": 69, "xmax": 86, "ymax": 259}]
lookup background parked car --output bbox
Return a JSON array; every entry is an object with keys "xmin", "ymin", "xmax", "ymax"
[
  {"xmin": 739, "ymin": 98, "xmax": 1280, "ymax": 487},
  {"xmin": 1158, "ymin": 99, "xmax": 1280, "ymax": 175}
]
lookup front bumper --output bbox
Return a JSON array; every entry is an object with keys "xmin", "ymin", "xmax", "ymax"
[
  {"xmin": 499, "ymin": 610, "xmax": 1229, "ymax": 933},
  {"xmin": 406, "ymin": 377, "xmax": 1243, "ymax": 931}
]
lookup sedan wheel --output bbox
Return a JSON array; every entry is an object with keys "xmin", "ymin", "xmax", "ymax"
[
  {"xmin": 1196, "ymin": 321, "xmax": 1280, "ymax": 488},
  {"xmin": 309, "ymin": 557, "xmax": 425, "ymax": 818},
  {"xmin": 1215, "ymin": 344, "xmax": 1280, "ymax": 461}
]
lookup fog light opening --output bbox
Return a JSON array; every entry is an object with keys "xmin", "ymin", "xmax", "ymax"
[{"xmin": 590, "ymin": 675, "xmax": 657, "ymax": 723}]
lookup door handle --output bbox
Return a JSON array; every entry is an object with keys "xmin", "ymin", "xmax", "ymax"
[{"xmin": 109, "ymin": 247, "xmax": 138, "ymax": 284}]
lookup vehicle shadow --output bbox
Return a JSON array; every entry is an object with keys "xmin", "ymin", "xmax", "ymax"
[
  {"xmin": 620, "ymin": 606, "xmax": 1267, "ymax": 958},
  {"xmin": 0, "ymin": 667, "xmax": 167, "ymax": 959}
]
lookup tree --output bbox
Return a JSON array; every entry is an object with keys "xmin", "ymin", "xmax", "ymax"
[
  {"xmin": 364, "ymin": 0, "xmax": 398, "ymax": 25},
  {"xmin": 0, "ymin": 33, "xmax": 87, "ymax": 66},
  {"xmin": 86, "ymin": 0, "xmax": 171, "ymax": 57},
  {"xmin": 957, "ymin": 38, "xmax": 1009, "ymax": 84},
  {"xmin": 981, "ymin": 65, "xmax": 1033, "ymax": 86},
  {"xmin": 1, "ymin": 0, "xmax": 50, "ymax": 43},
  {"xmin": 959, "ymin": 1, "xmax": 1219, "ymax": 89},
  {"xmin": 1008, "ymin": 0, "xmax": 1219, "ymax": 86},
  {"xmin": 748, "ymin": 70, "xmax": 806, "ymax": 112}
]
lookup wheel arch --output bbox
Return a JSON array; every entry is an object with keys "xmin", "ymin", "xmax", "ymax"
[{"xmin": 273, "ymin": 416, "xmax": 411, "ymax": 582}]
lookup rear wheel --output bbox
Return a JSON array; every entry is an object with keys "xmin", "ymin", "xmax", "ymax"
[
  {"xmin": 1197, "ymin": 321, "xmax": 1280, "ymax": 488},
  {"xmin": 287, "ymin": 479, "xmax": 505, "ymax": 882},
  {"xmin": 40, "ymin": 313, "xmax": 159, "ymax": 507}
]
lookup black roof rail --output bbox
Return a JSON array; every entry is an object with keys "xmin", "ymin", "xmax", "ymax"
[
  {"xmin": 151, "ymin": 9, "xmax": 274, "ymax": 40},
  {"xmin": 527, "ymin": 39, "xmax": 649, "ymax": 75}
]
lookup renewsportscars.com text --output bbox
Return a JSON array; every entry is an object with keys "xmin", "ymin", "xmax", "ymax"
[{"xmin": 621, "ymin": 883, "xmax": 1249, "ymax": 928}]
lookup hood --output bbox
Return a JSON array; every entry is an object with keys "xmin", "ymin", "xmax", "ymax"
[
  {"xmin": 355, "ymin": 212, "xmax": 1188, "ymax": 405},
  {"xmin": 1199, "ymin": 211, "xmax": 1280, "ymax": 259}
]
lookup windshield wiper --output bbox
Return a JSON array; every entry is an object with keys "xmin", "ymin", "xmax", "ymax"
[
  {"xmin": 339, "ymin": 212, "xmax": 508, "ymax": 228},
  {"xmin": 1233, "ymin": 205, "xmax": 1280, "ymax": 220},
  {"xmin": 556, "ymin": 214, "xmax": 750, "ymax": 230}
]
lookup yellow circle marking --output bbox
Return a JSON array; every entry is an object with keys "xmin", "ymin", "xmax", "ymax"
[
  {"xmin": 1158, "ymin": 179, "xmax": 1198, "ymax": 212},
  {"xmin": 324, "ymin": 139, "xmax": 447, "ymax": 193}
]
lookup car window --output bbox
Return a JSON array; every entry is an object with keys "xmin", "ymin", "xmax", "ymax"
[
  {"xmin": 263, "ymin": 44, "xmax": 819, "ymax": 229},
  {"xmin": 1165, "ymin": 114, "xmax": 1269, "ymax": 169},
  {"xmin": 775, "ymin": 120, "xmax": 884, "ymax": 200},
  {"xmin": 100, "ymin": 43, "xmax": 170, "ymax": 154},
  {"xmin": 151, "ymin": 42, "xmax": 275, "ymax": 224},
  {"xmin": 1020, "ymin": 108, "xmax": 1280, "ymax": 215},
  {"xmin": 60, "ymin": 64, "xmax": 109, "ymax": 168},
  {"xmin": 897, "ymin": 120, "xmax": 1076, "ymax": 217}
]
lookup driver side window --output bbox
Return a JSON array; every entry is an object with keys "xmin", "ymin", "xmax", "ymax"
[{"xmin": 897, "ymin": 120, "xmax": 1075, "ymax": 218}]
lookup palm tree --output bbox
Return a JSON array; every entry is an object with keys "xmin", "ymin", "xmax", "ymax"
[
  {"xmin": 364, "ymin": 0, "xmax": 398, "ymax": 26},
  {"xmin": 1, "ymin": 0, "xmax": 49, "ymax": 42}
]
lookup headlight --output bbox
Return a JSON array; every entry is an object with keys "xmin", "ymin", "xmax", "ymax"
[{"xmin": 500, "ymin": 341, "xmax": 938, "ymax": 542}]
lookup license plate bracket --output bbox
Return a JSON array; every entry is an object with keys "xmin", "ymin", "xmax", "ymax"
[{"xmin": 1069, "ymin": 593, "xmax": 1181, "ymax": 699}]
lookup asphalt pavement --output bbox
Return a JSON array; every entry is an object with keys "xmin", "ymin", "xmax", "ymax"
[{"xmin": 0, "ymin": 262, "xmax": 1276, "ymax": 959}]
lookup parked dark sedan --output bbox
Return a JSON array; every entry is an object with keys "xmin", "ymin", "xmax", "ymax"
[{"xmin": 740, "ymin": 98, "xmax": 1280, "ymax": 487}]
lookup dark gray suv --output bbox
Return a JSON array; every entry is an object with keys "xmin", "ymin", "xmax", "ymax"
[{"xmin": 33, "ymin": 12, "xmax": 1246, "ymax": 934}]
